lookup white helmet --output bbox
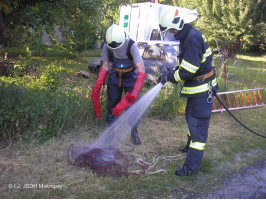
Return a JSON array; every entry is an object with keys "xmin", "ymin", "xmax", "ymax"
[
  {"xmin": 105, "ymin": 24, "xmax": 125, "ymax": 49},
  {"xmin": 159, "ymin": 8, "xmax": 185, "ymax": 32}
]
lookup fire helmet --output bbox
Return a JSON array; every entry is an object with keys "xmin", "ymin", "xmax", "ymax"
[
  {"xmin": 106, "ymin": 24, "xmax": 125, "ymax": 49},
  {"xmin": 159, "ymin": 8, "xmax": 185, "ymax": 32}
]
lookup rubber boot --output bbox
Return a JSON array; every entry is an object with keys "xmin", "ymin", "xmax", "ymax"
[
  {"xmin": 179, "ymin": 136, "xmax": 191, "ymax": 153},
  {"xmin": 175, "ymin": 165, "xmax": 198, "ymax": 176},
  {"xmin": 131, "ymin": 126, "xmax": 141, "ymax": 145}
]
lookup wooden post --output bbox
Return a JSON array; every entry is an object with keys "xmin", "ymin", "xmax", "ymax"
[{"xmin": 223, "ymin": 41, "xmax": 228, "ymax": 86}]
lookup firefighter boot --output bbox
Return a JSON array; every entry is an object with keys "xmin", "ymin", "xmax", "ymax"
[
  {"xmin": 131, "ymin": 126, "xmax": 141, "ymax": 145},
  {"xmin": 179, "ymin": 136, "xmax": 191, "ymax": 153},
  {"xmin": 175, "ymin": 165, "xmax": 198, "ymax": 176}
]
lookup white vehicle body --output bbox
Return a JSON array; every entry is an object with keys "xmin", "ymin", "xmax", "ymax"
[{"xmin": 118, "ymin": 2, "xmax": 198, "ymax": 67}]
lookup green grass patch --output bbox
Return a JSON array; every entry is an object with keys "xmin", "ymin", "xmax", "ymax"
[{"xmin": 0, "ymin": 48, "xmax": 106, "ymax": 142}]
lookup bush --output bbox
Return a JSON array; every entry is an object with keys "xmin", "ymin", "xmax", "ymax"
[
  {"xmin": 0, "ymin": 78, "xmax": 94, "ymax": 143},
  {"xmin": 146, "ymin": 84, "xmax": 186, "ymax": 120},
  {"xmin": 4, "ymin": 45, "xmax": 78, "ymax": 58}
]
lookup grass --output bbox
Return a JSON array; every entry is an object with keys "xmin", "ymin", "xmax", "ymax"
[
  {"xmin": 0, "ymin": 49, "xmax": 265, "ymax": 198},
  {"xmin": 1, "ymin": 113, "xmax": 265, "ymax": 198},
  {"xmin": 0, "ymin": 47, "xmax": 106, "ymax": 142}
]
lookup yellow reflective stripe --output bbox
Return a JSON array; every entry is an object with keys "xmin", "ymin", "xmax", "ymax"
[
  {"xmin": 187, "ymin": 130, "xmax": 190, "ymax": 136},
  {"xmin": 181, "ymin": 78, "xmax": 217, "ymax": 94},
  {"xmin": 201, "ymin": 47, "xmax": 212, "ymax": 63},
  {"xmin": 174, "ymin": 69, "xmax": 183, "ymax": 82},
  {"xmin": 206, "ymin": 47, "xmax": 212, "ymax": 56},
  {"xmin": 201, "ymin": 54, "xmax": 206, "ymax": 63},
  {"xmin": 190, "ymin": 141, "xmax": 206, "ymax": 150},
  {"xmin": 180, "ymin": 60, "xmax": 199, "ymax": 73}
]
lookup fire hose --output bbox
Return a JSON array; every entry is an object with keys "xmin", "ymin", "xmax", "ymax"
[
  {"xmin": 213, "ymin": 91, "xmax": 266, "ymax": 139},
  {"xmin": 213, "ymin": 40, "xmax": 265, "ymax": 138}
]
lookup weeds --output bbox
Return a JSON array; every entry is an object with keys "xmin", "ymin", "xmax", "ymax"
[
  {"xmin": 147, "ymin": 84, "xmax": 186, "ymax": 119},
  {"xmin": 0, "ymin": 80, "xmax": 94, "ymax": 142},
  {"xmin": 0, "ymin": 46, "xmax": 102, "ymax": 142},
  {"xmin": 0, "ymin": 50, "xmax": 265, "ymax": 144},
  {"xmin": 4, "ymin": 45, "xmax": 78, "ymax": 58}
]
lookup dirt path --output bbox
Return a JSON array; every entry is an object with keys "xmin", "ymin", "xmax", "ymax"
[{"xmin": 203, "ymin": 160, "xmax": 266, "ymax": 199}]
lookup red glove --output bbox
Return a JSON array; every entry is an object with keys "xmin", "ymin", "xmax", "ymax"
[
  {"xmin": 113, "ymin": 92, "xmax": 132, "ymax": 117},
  {"xmin": 127, "ymin": 72, "xmax": 146, "ymax": 104},
  {"xmin": 91, "ymin": 67, "xmax": 108, "ymax": 119},
  {"xmin": 113, "ymin": 72, "xmax": 146, "ymax": 117}
]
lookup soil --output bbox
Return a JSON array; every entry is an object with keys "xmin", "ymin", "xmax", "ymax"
[{"xmin": 202, "ymin": 160, "xmax": 266, "ymax": 199}]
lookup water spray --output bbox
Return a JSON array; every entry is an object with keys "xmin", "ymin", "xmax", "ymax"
[{"xmin": 68, "ymin": 83, "xmax": 164, "ymax": 177}]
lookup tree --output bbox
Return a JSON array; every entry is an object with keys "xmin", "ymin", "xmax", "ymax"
[
  {"xmin": 2, "ymin": 0, "xmax": 265, "ymax": 52},
  {"xmin": 196, "ymin": 0, "xmax": 266, "ymax": 51},
  {"xmin": 0, "ymin": 11, "xmax": 8, "ymax": 45},
  {"xmin": 2, "ymin": 0, "xmax": 129, "ymax": 50}
]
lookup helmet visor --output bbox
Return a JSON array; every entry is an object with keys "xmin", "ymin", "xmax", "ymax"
[
  {"xmin": 159, "ymin": 24, "xmax": 169, "ymax": 32},
  {"xmin": 107, "ymin": 41, "xmax": 123, "ymax": 49}
]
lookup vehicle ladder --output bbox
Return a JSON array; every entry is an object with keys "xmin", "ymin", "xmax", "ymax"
[{"xmin": 212, "ymin": 88, "xmax": 265, "ymax": 113}]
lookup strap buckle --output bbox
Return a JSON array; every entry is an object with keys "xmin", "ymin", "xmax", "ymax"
[
  {"xmin": 195, "ymin": 75, "xmax": 205, "ymax": 82},
  {"xmin": 113, "ymin": 67, "xmax": 134, "ymax": 87},
  {"xmin": 207, "ymin": 82, "xmax": 213, "ymax": 103}
]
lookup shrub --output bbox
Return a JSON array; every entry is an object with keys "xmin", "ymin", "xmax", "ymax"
[
  {"xmin": 0, "ymin": 78, "xmax": 94, "ymax": 142},
  {"xmin": 146, "ymin": 84, "xmax": 186, "ymax": 120}
]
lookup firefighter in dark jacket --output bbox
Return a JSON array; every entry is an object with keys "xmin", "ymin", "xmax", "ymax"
[
  {"xmin": 159, "ymin": 8, "xmax": 218, "ymax": 176},
  {"xmin": 91, "ymin": 24, "xmax": 146, "ymax": 145}
]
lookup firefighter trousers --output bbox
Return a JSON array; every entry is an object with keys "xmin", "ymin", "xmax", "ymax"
[{"xmin": 184, "ymin": 93, "xmax": 213, "ymax": 170}]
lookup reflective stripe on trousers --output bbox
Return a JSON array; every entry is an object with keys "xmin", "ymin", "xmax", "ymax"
[
  {"xmin": 189, "ymin": 141, "xmax": 206, "ymax": 150},
  {"xmin": 181, "ymin": 78, "xmax": 217, "ymax": 95}
]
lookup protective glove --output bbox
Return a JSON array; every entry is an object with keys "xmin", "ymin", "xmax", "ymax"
[
  {"xmin": 91, "ymin": 67, "xmax": 108, "ymax": 119},
  {"xmin": 158, "ymin": 69, "xmax": 181, "ymax": 85},
  {"xmin": 113, "ymin": 72, "xmax": 146, "ymax": 117},
  {"xmin": 158, "ymin": 71, "xmax": 167, "ymax": 85},
  {"xmin": 127, "ymin": 72, "xmax": 146, "ymax": 104},
  {"xmin": 113, "ymin": 92, "xmax": 132, "ymax": 117}
]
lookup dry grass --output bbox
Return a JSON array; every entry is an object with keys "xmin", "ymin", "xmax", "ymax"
[
  {"xmin": 0, "ymin": 117, "xmax": 188, "ymax": 198},
  {"xmin": 0, "ymin": 127, "xmax": 95, "ymax": 198}
]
